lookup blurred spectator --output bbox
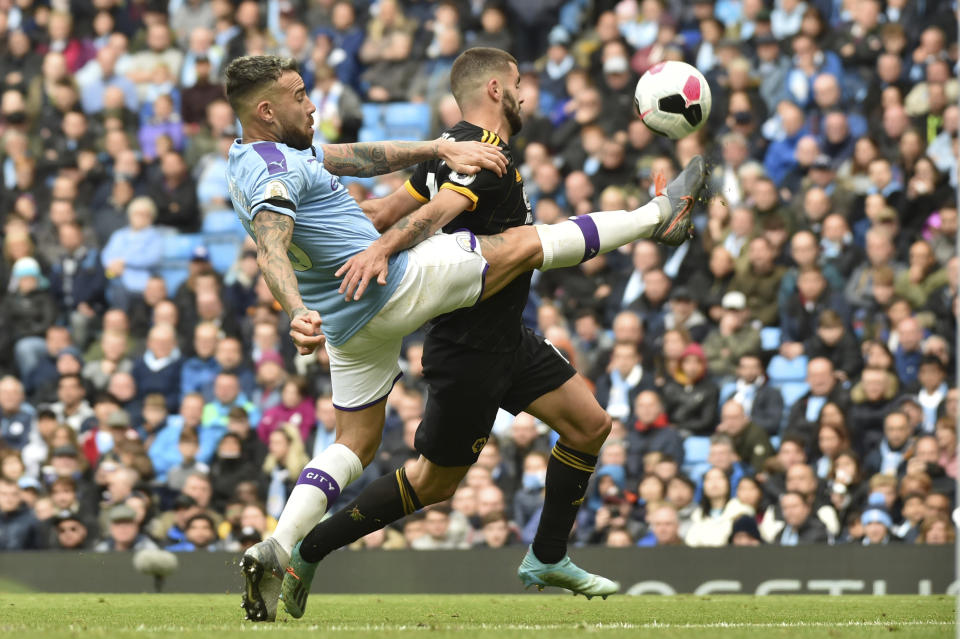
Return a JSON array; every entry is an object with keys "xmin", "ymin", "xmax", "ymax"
[
  {"xmin": 661, "ymin": 342, "xmax": 719, "ymax": 436},
  {"xmin": 703, "ymin": 291, "xmax": 761, "ymax": 379},
  {"xmin": 257, "ymin": 376, "xmax": 315, "ymax": 444},
  {"xmin": 785, "ymin": 358, "xmax": 850, "ymax": 442},
  {"xmin": 594, "ymin": 341, "xmax": 654, "ymax": 423},
  {"xmin": 626, "ymin": 390, "xmax": 683, "ymax": 481},
  {"xmin": 774, "ymin": 491, "xmax": 829, "ymax": 545},
  {"xmin": 0, "ymin": 476, "xmax": 44, "ymax": 550},
  {"xmin": 715, "ymin": 399, "xmax": 774, "ymax": 473},
  {"xmin": 100, "ymin": 197, "xmax": 164, "ymax": 311},
  {"xmin": 93, "ymin": 503, "xmax": 157, "ymax": 552},
  {"xmin": 684, "ymin": 467, "xmax": 752, "ymax": 547}
]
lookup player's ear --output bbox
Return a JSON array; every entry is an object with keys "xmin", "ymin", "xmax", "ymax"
[
  {"xmin": 486, "ymin": 77, "xmax": 500, "ymax": 102},
  {"xmin": 255, "ymin": 99, "xmax": 273, "ymax": 123}
]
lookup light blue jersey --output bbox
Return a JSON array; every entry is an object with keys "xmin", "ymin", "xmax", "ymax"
[{"xmin": 227, "ymin": 140, "xmax": 408, "ymax": 346}]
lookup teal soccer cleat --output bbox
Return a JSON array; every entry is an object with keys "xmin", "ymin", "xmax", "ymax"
[
  {"xmin": 280, "ymin": 541, "xmax": 318, "ymax": 619},
  {"xmin": 517, "ymin": 546, "xmax": 620, "ymax": 599}
]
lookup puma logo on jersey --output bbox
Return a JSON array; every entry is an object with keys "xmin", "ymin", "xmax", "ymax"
[{"xmin": 269, "ymin": 159, "xmax": 287, "ymax": 171}]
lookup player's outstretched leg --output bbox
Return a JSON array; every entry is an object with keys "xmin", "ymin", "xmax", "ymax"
[
  {"xmin": 475, "ymin": 155, "xmax": 707, "ymax": 300},
  {"xmin": 535, "ymin": 154, "xmax": 706, "ymax": 271},
  {"xmin": 240, "ymin": 537, "xmax": 290, "ymax": 622},
  {"xmin": 517, "ymin": 547, "xmax": 619, "ymax": 599}
]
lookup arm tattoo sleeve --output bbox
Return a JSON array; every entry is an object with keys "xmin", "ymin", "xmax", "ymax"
[
  {"xmin": 322, "ymin": 140, "xmax": 440, "ymax": 177},
  {"xmin": 253, "ymin": 210, "xmax": 307, "ymax": 317}
]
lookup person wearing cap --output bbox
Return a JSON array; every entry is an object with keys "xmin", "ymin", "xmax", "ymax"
[
  {"xmin": 703, "ymin": 290, "xmax": 761, "ymax": 379},
  {"xmin": 661, "ymin": 343, "xmax": 719, "ymax": 436},
  {"xmin": 52, "ymin": 509, "xmax": 92, "ymax": 550},
  {"xmin": 753, "ymin": 31, "xmax": 789, "ymax": 112},
  {"xmin": 94, "ymin": 502, "xmax": 158, "ymax": 552},
  {"xmin": 729, "ymin": 513, "xmax": 763, "ymax": 546},
  {"xmin": 538, "ymin": 25, "xmax": 575, "ymax": 114},
  {"xmin": 2, "ymin": 256, "xmax": 57, "ymax": 380},
  {"xmin": 662, "ymin": 286, "xmax": 709, "ymax": 344},
  {"xmin": 861, "ymin": 505, "xmax": 896, "ymax": 546}
]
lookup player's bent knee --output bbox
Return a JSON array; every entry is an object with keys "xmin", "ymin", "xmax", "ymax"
[
  {"xmin": 335, "ymin": 435, "xmax": 381, "ymax": 468},
  {"xmin": 565, "ymin": 410, "xmax": 612, "ymax": 452}
]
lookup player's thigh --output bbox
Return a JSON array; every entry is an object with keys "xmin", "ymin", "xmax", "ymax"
[
  {"xmin": 325, "ymin": 328, "xmax": 403, "ymax": 464},
  {"xmin": 368, "ymin": 232, "xmax": 489, "ymax": 337},
  {"xmin": 414, "ymin": 338, "xmax": 511, "ymax": 469},
  {"xmin": 513, "ymin": 335, "xmax": 611, "ymax": 453},
  {"xmin": 477, "ymin": 227, "xmax": 543, "ymax": 301}
]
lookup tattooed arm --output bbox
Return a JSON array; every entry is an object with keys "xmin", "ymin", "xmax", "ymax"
[
  {"xmin": 253, "ymin": 209, "xmax": 326, "ymax": 354},
  {"xmin": 321, "ymin": 139, "xmax": 507, "ymax": 178},
  {"xmin": 335, "ymin": 188, "xmax": 473, "ymax": 301},
  {"xmin": 252, "ymin": 209, "xmax": 307, "ymax": 318}
]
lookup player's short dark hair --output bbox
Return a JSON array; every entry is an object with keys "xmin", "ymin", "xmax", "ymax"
[
  {"xmin": 225, "ymin": 55, "xmax": 299, "ymax": 115},
  {"xmin": 449, "ymin": 47, "xmax": 518, "ymax": 109}
]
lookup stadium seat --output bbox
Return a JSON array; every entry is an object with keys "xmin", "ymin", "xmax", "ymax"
[
  {"xmin": 160, "ymin": 265, "xmax": 189, "ymax": 293},
  {"xmin": 358, "ymin": 126, "xmax": 388, "ymax": 143},
  {"xmin": 761, "ymin": 327, "xmax": 782, "ymax": 351},
  {"xmin": 384, "ymin": 103, "xmax": 431, "ymax": 140},
  {"xmin": 208, "ymin": 239, "xmax": 241, "ymax": 274},
  {"xmin": 718, "ymin": 381, "xmax": 737, "ymax": 407},
  {"xmin": 361, "ymin": 103, "xmax": 385, "ymax": 127},
  {"xmin": 682, "ymin": 436, "xmax": 712, "ymax": 481},
  {"xmin": 779, "ymin": 381, "xmax": 811, "ymax": 411},
  {"xmin": 162, "ymin": 234, "xmax": 204, "ymax": 261},
  {"xmin": 202, "ymin": 209, "xmax": 241, "ymax": 236},
  {"xmin": 766, "ymin": 355, "xmax": 808, "ymax": 387}
]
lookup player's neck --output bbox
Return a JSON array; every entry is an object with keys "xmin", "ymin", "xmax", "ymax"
[
  {"xmin": 463, "ymin": 111, "xmax": 509, "ymax": 143},
  {"xmin": 239, "ymin": 120, "xmax": 280, "ymax": 145}
]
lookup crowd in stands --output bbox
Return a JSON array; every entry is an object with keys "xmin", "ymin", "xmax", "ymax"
[{"xmin": 1, "ymin": 0, "xmax": 959, "ymax": 554}]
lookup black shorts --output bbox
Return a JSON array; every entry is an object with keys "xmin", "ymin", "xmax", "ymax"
[{"xmin": 414, "ymin": 327, "xmax": 576, "ymax": 467}]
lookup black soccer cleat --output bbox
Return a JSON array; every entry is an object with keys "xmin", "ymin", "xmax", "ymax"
[{"xmin": 651, "ymin": 155, "xmax": 707, "ymax": 247}]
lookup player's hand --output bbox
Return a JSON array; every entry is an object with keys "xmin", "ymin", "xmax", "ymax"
[
  {"xmin": 438, "ymin": 139, "xmax": 507, "ymax": 177},
  {"xmin": 289, "ymin": 308, "xmax": 325, "ymax": 355},
  {"xmin": 336, "ymin": 243, "xmax": 390, "ymax": 301}
]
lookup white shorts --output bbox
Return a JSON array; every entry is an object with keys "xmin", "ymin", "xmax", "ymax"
[{"xmin": 326, "ymin": 231, "xmax": 489, "ymax": 411}]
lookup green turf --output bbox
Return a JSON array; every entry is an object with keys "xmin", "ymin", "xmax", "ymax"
[{"xmin": 0, "ymin": 594, "xmax": 953, "ymax": 639}]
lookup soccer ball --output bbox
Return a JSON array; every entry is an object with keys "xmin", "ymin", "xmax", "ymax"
[{"xmin": 634, "ymin": 61, "xmax": 712, "ymax": 140}]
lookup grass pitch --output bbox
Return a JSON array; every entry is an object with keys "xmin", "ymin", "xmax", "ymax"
[{"xmin": 0, "ymin": 594, "xmax": 953, "ymax": 638}]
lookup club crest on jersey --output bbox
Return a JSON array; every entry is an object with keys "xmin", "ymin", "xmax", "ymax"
[
  {"xmin": 264, "ymin": 180, "xmax": 289, "ymax": 200},
  {"xmin": 455, "ymin": 232, "xmax": 477, "ymax": 253},
  {"xmin": 449, "ymin": 170, "xmax": 477, "ymax": 187}
]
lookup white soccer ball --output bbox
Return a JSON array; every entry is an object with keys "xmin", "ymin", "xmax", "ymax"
[{"xmin": 634, "ymin": 61, "xmax": 712, "ymax": 140}]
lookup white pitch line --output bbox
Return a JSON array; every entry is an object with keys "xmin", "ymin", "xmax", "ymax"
[{"xmin": 54, "ymin": 619, "xmax": 953, "ymax": 633}]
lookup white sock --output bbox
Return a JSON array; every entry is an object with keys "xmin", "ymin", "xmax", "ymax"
[
  {"xmin": 270, "ymin": 443, "xmax": 363, "ymax": 554},
  {"xmin": 536, "ymin": 198, "xmax": 668, "ymax": 270}
]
